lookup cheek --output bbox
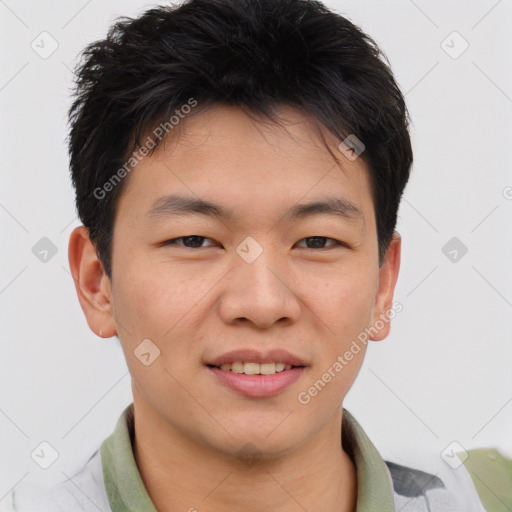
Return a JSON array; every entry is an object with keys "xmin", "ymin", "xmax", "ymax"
[
  {"xmin": 111, "ymin": 256, "xmax": 210, "ymax": 368},
  {"xmin": 302, "ymin": 269, "xmax": 377, "ymax": 373},
  {"xmin": 110, "ymin": 253, "xmax": 179, "ymax": 339},
  {"xmin": 312, "ymin": 266, "xmax": 377, "ymax": 326}
]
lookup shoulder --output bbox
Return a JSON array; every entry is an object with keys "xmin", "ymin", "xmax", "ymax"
[
  {"xmin": 385, "ymin": 448, "xmax": 512, "ymax": 512},
  {"xmin": 1, "ymin": 449, "xmax": 111, "ymax": 512}
]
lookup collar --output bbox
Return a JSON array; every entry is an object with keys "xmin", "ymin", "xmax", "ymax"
[
  {"xmin": 342, "ymin": 408, "xmax": 395, "ymax": 511},
  {"xmin": 100, "ymin": 403, "xmax": 395, "ymax": 512}
]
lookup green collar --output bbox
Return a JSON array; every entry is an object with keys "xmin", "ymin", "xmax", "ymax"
[
  {"xmin": 100, "ymin": 403, "xmax": 157, "ymax": 511},
  {"xmin": 342, "ymin": 408, "xmax": 395, "ymax": 511},
  {"xmin": 100, "ymin": 403, "xmax": 395, "ymax": 511}
]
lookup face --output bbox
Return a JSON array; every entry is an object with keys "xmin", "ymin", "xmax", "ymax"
[{"xmin": 72, "ymin": 104, "xmax": 400, "ymax": 459}]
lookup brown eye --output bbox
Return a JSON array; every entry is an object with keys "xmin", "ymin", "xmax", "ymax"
[
  {"xmin": 162, "ymin": 236, "xmax": 217, "ymax": 248},
  {"xmin": 295, "ymin": 236, "xmax": 343, "ymax": 249}
]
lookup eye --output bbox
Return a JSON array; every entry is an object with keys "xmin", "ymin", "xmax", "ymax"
[
  {"xmin": 295, "ymin": 236, "xmax": 345, "ymax": 249},
  {"xmin": 161, "ymin": 235, "xmax": 217, "ymax": 248}
]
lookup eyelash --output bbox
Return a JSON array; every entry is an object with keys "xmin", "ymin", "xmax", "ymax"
[{"xmin": 160, "ymin": 235, "xmax": 347, "ymax": 250}]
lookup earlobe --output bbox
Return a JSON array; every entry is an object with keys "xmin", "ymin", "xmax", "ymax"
[
  {"xmin": 369, "ymin": 231, "xmax": 401, "ymax": 342},
  {"xmin": 68, "ymin": 226, "xmax": 117, "ymax": 338}
]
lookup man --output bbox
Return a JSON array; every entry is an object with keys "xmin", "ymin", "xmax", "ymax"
[{"xmin": 3, "ymin": 0, "xmax": 510, "ymax": 510}]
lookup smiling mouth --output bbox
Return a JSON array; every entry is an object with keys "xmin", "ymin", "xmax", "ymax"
[{"xmin": 207, "ymin": 362, "xmax": 302, "ymax": 375}]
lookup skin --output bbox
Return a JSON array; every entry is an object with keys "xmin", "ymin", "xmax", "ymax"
[{"xmin": 69, "ymin": 104, "xmax": 401, "ymax": 512}]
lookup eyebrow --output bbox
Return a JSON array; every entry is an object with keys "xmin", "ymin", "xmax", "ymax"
[{"xmin": 146, "ymin": 194, "xmax": 364, "ymax": 224}]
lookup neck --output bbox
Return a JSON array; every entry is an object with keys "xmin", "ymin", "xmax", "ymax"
[{"xmin": 132, "ymin": 400, "xmax": 357, "ymax": 512}]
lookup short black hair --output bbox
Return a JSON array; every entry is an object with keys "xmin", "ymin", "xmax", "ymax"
[{"xmin": 68, "ymin": 0, "xmax": 413, "ymax": 279}]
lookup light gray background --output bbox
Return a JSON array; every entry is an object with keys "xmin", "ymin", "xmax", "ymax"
[{"xmin": 1, "ymin": 0, "xmax": 511, "ymax": 494}]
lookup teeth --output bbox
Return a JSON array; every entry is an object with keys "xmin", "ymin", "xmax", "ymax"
[
  {"xmin": 231, "ymin": 361, "xmax": 244, "ymax": 373},
  {"xmin": 244, "ymin": 362, "xmax": 260, "ymax": 375},
  {"xmin": 216, "ymin": 361, "xmax": 295, "ymax": 375},
  {"xmin": 260, "ymin": 362, "xmax": 275, "ymax": 375}
]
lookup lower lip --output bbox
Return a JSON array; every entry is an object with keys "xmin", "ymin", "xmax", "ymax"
[{"xmin": 208, "ymin": 366, "xmax": 305, "ymax": 398}]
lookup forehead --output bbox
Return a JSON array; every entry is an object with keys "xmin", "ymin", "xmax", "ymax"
[{"xmin": 115, "ymin": 104, "xmax": 375, "ymax": 229}]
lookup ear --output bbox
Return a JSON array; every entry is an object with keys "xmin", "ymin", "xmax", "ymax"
[
  {"xmin": 369, "ymin": 231, "xmax": 401, "ymax": 341},
  {"xmin": 68, "ymin": 226, "xmax": 117, "ymax": 338}
]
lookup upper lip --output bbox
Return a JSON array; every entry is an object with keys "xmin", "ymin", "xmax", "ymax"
[{"xmin": 207, "ymin": 349, "xmax": 307, "ymax": 367}]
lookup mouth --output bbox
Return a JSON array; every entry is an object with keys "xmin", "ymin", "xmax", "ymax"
[
  {"xmin": 205, "ymin": 349, "xmax": 307, "ymax": 398},
  {"xmin": 207, "ymin": 348, "xmax": 307, "ymax": 369},
  {"xmin": 207, "ymin": 361, "xmax": 300, "ymax": 375}
]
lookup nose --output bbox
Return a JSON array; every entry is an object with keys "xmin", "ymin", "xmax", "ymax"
[{"xmin": 217, "ymin": 252, "xmax": 302, "ymax": 329}]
